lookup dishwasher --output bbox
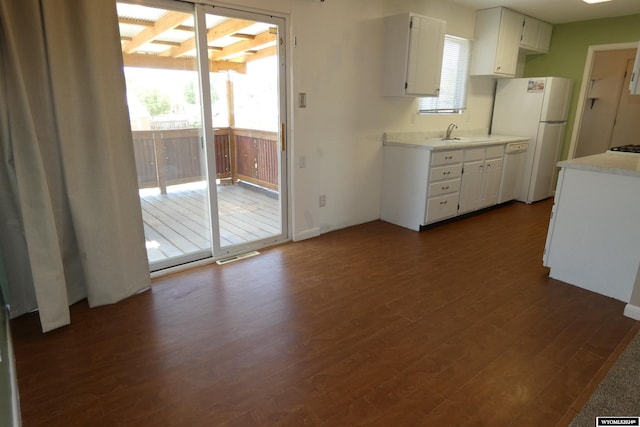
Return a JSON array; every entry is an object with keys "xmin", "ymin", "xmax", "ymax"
[{"xmin": 498, "ymin": 141, "xmax": 529, "ymax": 204}]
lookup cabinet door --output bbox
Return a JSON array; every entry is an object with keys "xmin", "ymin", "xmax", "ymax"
[
  {"xmin": 480, "ymin": 158, "xmax": 503, "ymax": 207},
  {"xmin": 520, "ymin": 16, "xmax": 538, "ymax": 50},
  {"xmin": 536, "ymin": 21, "xmax": 552, "ymax": 53},
  {"xmin": 494, "ymin": 8, "xmax": 523, "ymax": 76},
  {"xmin": 406, "ymin": 15, "xmax": 446, "ymax": 96},
  {"xmin": 458, "ymin": 160, "xmax": 483, "ymax": 214},
  {"xmin": 521, "ymin": 16, "xmax": 552, "ymax": 53}
]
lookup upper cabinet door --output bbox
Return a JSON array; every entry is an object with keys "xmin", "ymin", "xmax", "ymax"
[
  {"xmin": 470, "ymin": 7, "xmax": 522, "ymax": 77},
  {"xmin": 406, "ymin": 15, "xmax": 446, "ymax": 96},
  {"xmin": 382, "ymin": 13, "xmax": 445, "ymax": 97},
  {"xmin": 471, "ymin": 7, "xmax": 552, "ymax": 77},
  {"xmin": 521, "ymin": 16, "xmax": 552, "ymax": 54},
  {"xmin": 494, "ymin": 8, "xmax": 523, "ymax": 76}
]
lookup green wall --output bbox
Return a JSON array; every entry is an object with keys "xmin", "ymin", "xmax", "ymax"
[{"xmin": 523, "ymin": 14, "xmax": 640, "ymax": 160}]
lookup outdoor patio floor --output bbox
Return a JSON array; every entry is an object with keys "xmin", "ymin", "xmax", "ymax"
[{"xmin": 140, "ymin": 182, "xmax": 281, "ymax": 264}]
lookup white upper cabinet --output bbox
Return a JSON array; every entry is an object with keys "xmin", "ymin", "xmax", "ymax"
[
  {"xmin": 471, "ymin": 7, "xmax": 523, "ymax": 77},
  {"xmin": 471, "ymin": 7, "xmax": 553, "ymax": 77},
  {"xmin": 521, "ymin": 15, "xmax": 552, "ymax": 54},
  {"xmin": 382, "ymin": 13, "xmax": 446, "ymax": 97}
]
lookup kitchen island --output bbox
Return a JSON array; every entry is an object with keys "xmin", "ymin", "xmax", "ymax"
[
  {"xmin": 543, "ymin": 152, "xmax": 640, "ymax": 302},
  {"xmin": 380, "ymin": 132, "xmax": 528, "ymax": 231}
]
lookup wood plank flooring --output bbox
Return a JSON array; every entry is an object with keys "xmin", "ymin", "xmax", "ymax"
[
  {"xmin": 141, "ymin": 182, "xmax": 281, "ymax": 263},
  {"xmin": 10, "ymin": 200, "xmax": 638, "ymax": 426}
]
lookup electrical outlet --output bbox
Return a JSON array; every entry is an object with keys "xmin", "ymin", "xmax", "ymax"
[{"xmin": 319, "ymin": 194, "xmax": 326, "ymax": 207}]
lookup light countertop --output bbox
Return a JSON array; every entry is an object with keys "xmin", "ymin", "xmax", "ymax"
[
  {"xmin": 383, "ymin": 131, "xmax": 529, "ymax": 150},
  {"xmin": 558, "ymin": 152, "xmax": 640, "ymax": 178}
]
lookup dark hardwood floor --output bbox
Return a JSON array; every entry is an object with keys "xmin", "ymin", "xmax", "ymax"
[{"xmin": 11, "ymin": 199, "xmax": 638, "ymax": 426}]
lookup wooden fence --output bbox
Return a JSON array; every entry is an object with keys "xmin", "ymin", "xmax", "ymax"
[{"xmin": 132, "ymin": 128, "xmax": 278, "ymax": 194}]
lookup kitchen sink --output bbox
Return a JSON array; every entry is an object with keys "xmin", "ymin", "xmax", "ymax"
[{"xmin": 425, "ymin": 136, "xmax": 497, "ymax": 143}]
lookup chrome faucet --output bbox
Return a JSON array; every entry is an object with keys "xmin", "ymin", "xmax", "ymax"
[{"xmin": 445, "ymin": 123, "xmax": 458, "ymax": 140}]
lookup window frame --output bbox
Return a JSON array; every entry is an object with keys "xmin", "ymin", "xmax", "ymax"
[{"xmin": 419, "ymin": 35, "xmax": 471, "ymax": 115}]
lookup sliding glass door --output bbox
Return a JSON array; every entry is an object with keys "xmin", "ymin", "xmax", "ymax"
[
  {"xmin": 198, "ymin": 6, "xmax": 286, "ymax": 257},
  {"xmin": 117, "ymin": 1, "xmax": 288, "ymax": 271}
]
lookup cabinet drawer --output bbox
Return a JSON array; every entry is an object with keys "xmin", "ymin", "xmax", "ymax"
[
  {"xmin": 464, "ymin": 147, "xmax": 485, "ymax": 162},
  {"xmin": 428, "ymin": 178, "xmax": 460, "ymax": 198},
  {"xmin": 485, "ymin": 145, "xmax": 504, "ymax": 159},
  {"xmin": 426, "ymin": 193, "xmax": 459, "ymax": 223},
  {"xmin": 430, "ymin": 164, "xmax": 462, "ymax": 181},
  {"xmin": 431, "ymin": 150, "xmax": 462, "ymax": 166}
]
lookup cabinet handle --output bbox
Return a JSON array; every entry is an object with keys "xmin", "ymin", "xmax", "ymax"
[
  {"xmin": 442, "ymin": 186, "xmax": 449, "ymax": 190},
  {"xmin": 445, "ymin": 155, "xmax": 453, "ymax": 160},
  {"xmin": 440, "ymin": 200, "xmax": 447, "ymax": 205},
  {"xmin": 443, "ymin": 171, "xmax": 451, "ymax": 175}
]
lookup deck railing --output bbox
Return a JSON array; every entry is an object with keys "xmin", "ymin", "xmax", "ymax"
[{"xmin": 132, "ymin": 127, "xmax": 278, "ymax": 194}]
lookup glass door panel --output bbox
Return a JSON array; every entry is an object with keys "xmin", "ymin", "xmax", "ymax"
[
  {"xmin": 117, "ymin": 1, "xmax": 213, "ymax": 270},
  {"xmin": 199, "ymin": 6, "xmax": 287, "ymax": 256},
  {"xmin": 117, "ymin": 1, "xmax": 288, "ymax": 270}
]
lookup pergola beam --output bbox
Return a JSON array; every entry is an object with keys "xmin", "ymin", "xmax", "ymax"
[
  {"xmin": 212, "ymin": 30, "xmax": 276, "ymax": 61},
  {"xmin": 161, "ymin": 19, "xmax": 255, "ymax": 58},
  {"xmin": 123, "ymin": 11, "xmax": 191, "ymax": 54},
  {"xmin": 123, "ymin": 53, "xmax": 246, "ymax": 73}
]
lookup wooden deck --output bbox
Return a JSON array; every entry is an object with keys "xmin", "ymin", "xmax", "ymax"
[{"xmin": 140, "ymin": 181, "xmax": 281, "ymax": 264}]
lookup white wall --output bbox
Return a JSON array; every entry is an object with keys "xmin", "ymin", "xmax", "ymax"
[{"xmin": 208, "ymin": 0, "xmax": 496, "ymax": 239}]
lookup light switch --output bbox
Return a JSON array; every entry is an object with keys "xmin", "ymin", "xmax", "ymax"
[{"xmin": 298, "ymin": 92, "xmax": 307, "ymax": 108}]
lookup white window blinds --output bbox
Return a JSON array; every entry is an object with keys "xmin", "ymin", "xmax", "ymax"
[{"xmin": 419, "ymin": 35, "xmax": 471, "ymax": 113}]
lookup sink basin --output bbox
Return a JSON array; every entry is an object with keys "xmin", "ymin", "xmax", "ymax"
[
  {"xmin": 449, "ymin": 137, "xmax": 497, "ymax": 143},
  {"xmin": 425, "ymin": 136, "xmax": 497, "ymax": 144}
]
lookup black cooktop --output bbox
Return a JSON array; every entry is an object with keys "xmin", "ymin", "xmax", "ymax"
[{"xmin": 610, "ymin": 145, "xmax": 640, "ymax": 153}]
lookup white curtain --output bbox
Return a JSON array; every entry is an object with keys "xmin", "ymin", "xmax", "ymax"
[{"xmin": 0, "ymin": 0, "xmax": 150, "ymax": 332}]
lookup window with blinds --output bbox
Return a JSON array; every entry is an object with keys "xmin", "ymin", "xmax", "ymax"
[{"xmin": 419, "ymin": 35, "xmax": 471, "ymax": 114}]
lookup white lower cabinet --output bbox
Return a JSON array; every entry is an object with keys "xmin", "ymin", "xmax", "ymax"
[
  {"xmin": 425, "ymin": 150, "xmax": 462, "ymax": 224},
  {"xmin": 380, "ymin": 142, "xmax": 506, "ymax": 231},
  {"xmin": 544, "ymin": 166, "xmax": 640, "ymax": 302},
  {"xmin": 459, "ymin": 145, "xmax": 504, "ymax": 214}
]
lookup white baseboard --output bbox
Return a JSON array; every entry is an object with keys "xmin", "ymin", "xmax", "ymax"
[
  {"xmin": 293, "ymin": 227, "xmax": 320, "ymax": 242},
  {"xmin": 624, "ymin": 303, "xmax": 640, "ymax": 320}
]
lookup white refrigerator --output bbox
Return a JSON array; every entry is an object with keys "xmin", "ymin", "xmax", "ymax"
[{"xmin": 491, "ymin": 77, "xmax": 573, "ymax": 203}]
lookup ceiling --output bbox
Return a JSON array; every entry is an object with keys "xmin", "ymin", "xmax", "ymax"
[
  {"xmin": 445, "ymin": 0, "xmax": 640, "ymax": 24},
  {"xmin": 117, "ymin": 3, "xmax": 277, "ymax": 73}
]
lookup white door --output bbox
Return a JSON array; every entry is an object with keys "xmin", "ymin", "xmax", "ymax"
[
  {"xmin": 118, "ymin": 1, "xmax": 288, "ymax": 271},
  {"xmin": 609, "ymin": 58, "xmax": 640, "ymax": 149},
  {"xmin": 197, "ymin": 5, "xmax": 288, "ymax": 259}
]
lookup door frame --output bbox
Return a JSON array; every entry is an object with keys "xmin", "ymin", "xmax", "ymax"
[
  {"xmin": 567, "ymin": 42, "xmax": 637, "ymax": 159},
  {"xmin": 196, "ymin": 3, "xmax": 290, "ymax": 260},
  {"xmin": 119, "ymin": 0, "xmax": 292, "ymax": 278}
]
